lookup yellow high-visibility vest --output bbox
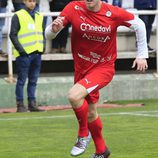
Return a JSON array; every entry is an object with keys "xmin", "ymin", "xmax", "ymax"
[{"xmin": 13, "ymin": 9, "xmax": 44, "ymax": 57}]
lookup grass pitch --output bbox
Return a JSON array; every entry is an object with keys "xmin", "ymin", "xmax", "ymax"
[{"xmin": 0, "ymin": 99, "xmax": 158, "ymax": 158}]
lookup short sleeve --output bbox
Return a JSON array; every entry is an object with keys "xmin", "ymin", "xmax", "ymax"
[
  {"xmin": 59, "ymin": 2, "xmax": 74, "ymax": 26},
  {"xmin": 116, "ymin": 7, "xmax": 135, "ymax": 27}
]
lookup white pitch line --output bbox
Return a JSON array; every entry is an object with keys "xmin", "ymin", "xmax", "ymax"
[
  {"xmin": 0, "ymin": 115, "xmax": 74, "ymax": 121},
  {"xmin": 128, "ymin": 113, "xmax": 158, "ymax": 117},
  {"xmin": 0, "ymin": 110, "xmax": 158, "ymax": 121},
  {"xmin": 103, "ymin": 112, "xmax": 158, "ymax": 117}
]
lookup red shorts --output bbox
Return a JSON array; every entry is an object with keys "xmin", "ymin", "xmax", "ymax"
[{"xmin": 74, "ymin": 64, "xmax": 115, "ymax": 104}]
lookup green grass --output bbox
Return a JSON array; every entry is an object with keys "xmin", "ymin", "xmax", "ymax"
[{"xmin": 0, "ymin": 100, "xmax": 158, "ymax": 158}]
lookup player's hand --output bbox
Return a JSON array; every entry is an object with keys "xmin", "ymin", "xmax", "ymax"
[
  {"xmin": 52, "ymin": 16, "xmax": 65, "ymax": 33},
  {"xmin": 132, "ymin": 58, "xmax": 148, "ymax": 72}
]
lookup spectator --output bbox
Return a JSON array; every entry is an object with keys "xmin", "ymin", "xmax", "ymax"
[
  {"xmin": 0, "ymin": 0, "xmax": 8, "ymax": 57},
  {"xmin": 134, "ymin": 0, "xmax": 157, "ymax": 53},
  {"xmin": 10, "ymin": 0, "xmax": 46, "ymax": 112},
  {"xmin": 12, "ymin": 0, "xmax": 40, "ymax": 11},
  {"xmin": 45, "ymin": 0, "xmax": 148, "ymax": 157},
  {"xmin": 49, "ymin": 0, "xmax": 71, "ymax": 53}
]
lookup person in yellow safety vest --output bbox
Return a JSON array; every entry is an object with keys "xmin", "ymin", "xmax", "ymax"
[{"xmin": 10, "ymin": 0, "xmax": 46, "ymax": 112}]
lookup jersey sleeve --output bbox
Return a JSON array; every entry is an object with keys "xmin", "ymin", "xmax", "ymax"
[
  {"xmin": 45, "ymin": 2, "xmax": 74, "ymax": 40},
  {"xmin": 59, "ymin": 2, "xmax": 74, "ymax": 26},
  {"xmin": 116, "ymin": 7, "xmax": 135, "ymax": 27}
]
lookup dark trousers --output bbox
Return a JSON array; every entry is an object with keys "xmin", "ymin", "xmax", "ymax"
[
  {"xmin": 15, "ymin": 53, "xmax": 41, "ymax": 102},
  {"xmin": 139, "ymin": 14, "xmax": 155, "ymax": 44},
  {"xmin": 52, "ymin": 25, "xmax": 69, "ymax": 49},
  {"xmin": 112, "ymin": 0, "xmax": 122, "ymax": 7}
]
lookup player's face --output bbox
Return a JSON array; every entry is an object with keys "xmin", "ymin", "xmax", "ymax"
[
  {"xmin": 85, "ymin": 0, "xmax": 101, "ymax": 12},
  {"xmin": 23, "ymin": 0, "xmax": 36, "ymax": 10}
]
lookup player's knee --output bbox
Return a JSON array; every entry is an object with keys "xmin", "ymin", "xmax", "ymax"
[{"xmin": 67, "ymin": 91, "xmax": 80, "ymax": 105}]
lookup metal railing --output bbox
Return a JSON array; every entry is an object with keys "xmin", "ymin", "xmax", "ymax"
[{"xmin": 0, "ymin": 10, "xmax": 158, "ymax": 82}]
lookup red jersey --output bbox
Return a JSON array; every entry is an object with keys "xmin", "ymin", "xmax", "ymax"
[{"xmin": 60, "ymin": 1, "xmax": 134, "ymax": 74}]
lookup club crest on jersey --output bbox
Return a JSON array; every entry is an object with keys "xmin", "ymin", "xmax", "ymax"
[
  {"xmin": 74, "ymin": 5, "xmax": 85, "ymax": 11},
  {"xmin": 106, "ymin": 11, "xmax": 112, "ymax": 17}
]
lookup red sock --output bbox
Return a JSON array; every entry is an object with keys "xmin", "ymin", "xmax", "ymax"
[
  {"xmin": 88, "ymin": 116, "xmax": 107, "ymax": 154},
  {"xmin": 73, "ymin": 100, "xmax": 89, "ymax": 137}
]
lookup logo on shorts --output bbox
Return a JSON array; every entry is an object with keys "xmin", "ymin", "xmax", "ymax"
[
  {"xmin": 107, "ymin": 54, "xmax": 112, "ymax": 61},
  {"xmin": 85, "ymin": 78, "xmax": 91, "ymax": 84}
]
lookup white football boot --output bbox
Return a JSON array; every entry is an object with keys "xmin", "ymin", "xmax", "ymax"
[{"xmin": 70, "ymin": 132, "xmax": 91, "ymax": 156}]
